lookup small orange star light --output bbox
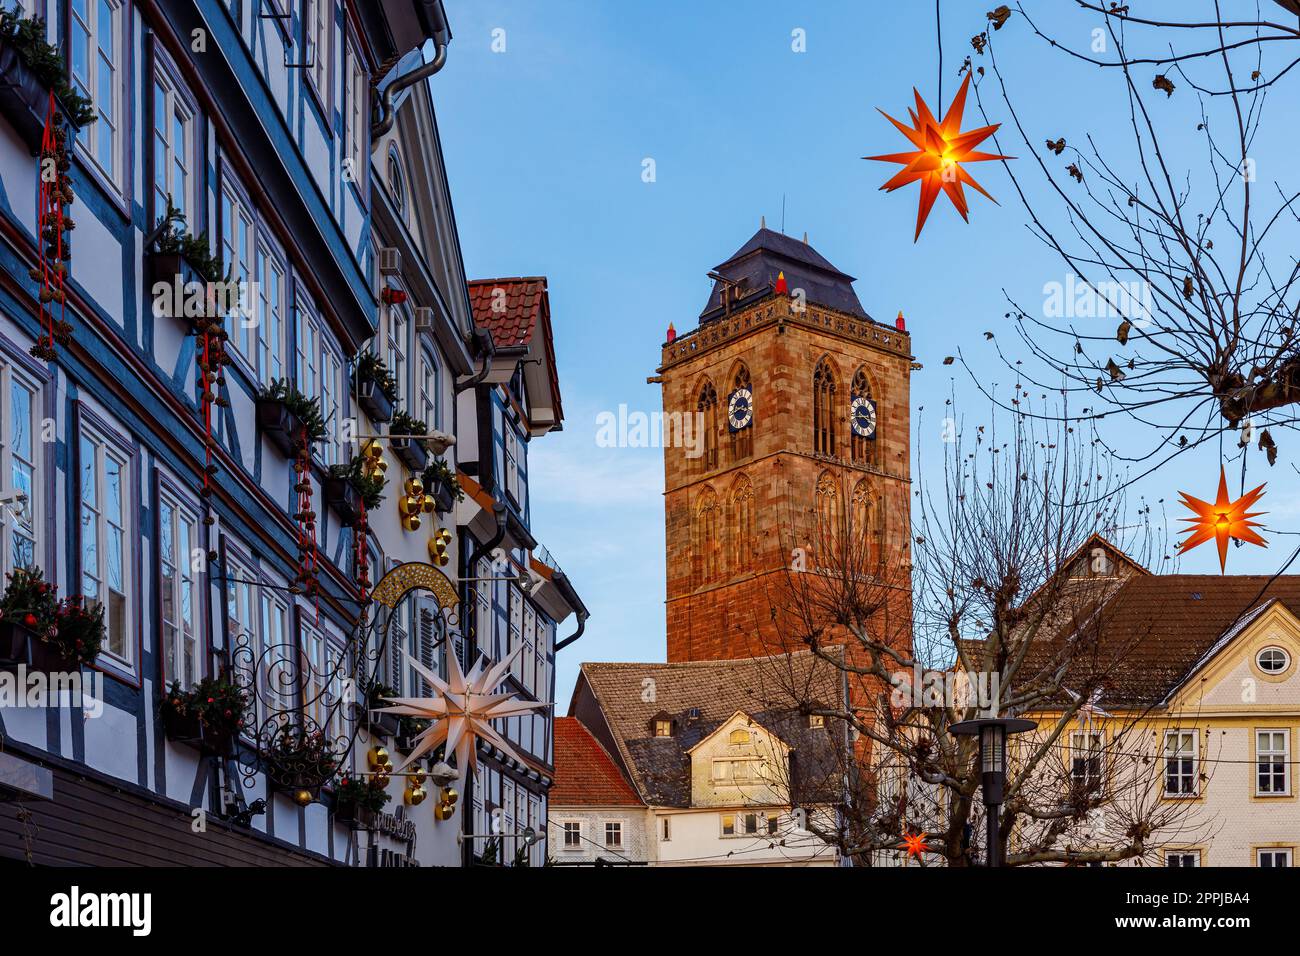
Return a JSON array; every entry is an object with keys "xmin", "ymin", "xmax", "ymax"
[
  {"xmin": 1176, "ymin": 466, "xmax": 1267, "ymax": 572},
  {"xmin": 902, "ymin": 830, "xmax": 929, "ymax": 860},
  {"xmin": 865, "ymin": 72, "xmax": 1011, "ymax": 241}
]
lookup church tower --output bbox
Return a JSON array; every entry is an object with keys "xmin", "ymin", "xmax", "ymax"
[{"xmin": 657, "ymin": 227, "xmax": 914, "ymax": 662}]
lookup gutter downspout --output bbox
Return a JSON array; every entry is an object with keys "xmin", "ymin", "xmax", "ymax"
[
  {"xmin": 456, "ymin": 328, "xmax": 496, "ymax": 393},
  {"xmin": 372, "ymin": 41, "xmax": 448, "ymax": 140},
  {"xmin": 552, "ymin": 571, "xmax": 588, "ymax": 651}
]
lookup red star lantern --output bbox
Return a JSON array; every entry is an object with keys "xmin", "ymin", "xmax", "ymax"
[
  {"xmin": 902, "ymin": 830, "xmax": 929, "ymax": 860},
  {"xmin": 866, "ymin": 72, "xmax": 1011, "ymax": 241},
  {"xmin": 1176, "ymin": 466, "xmax": 1267, "ymax": 572}
]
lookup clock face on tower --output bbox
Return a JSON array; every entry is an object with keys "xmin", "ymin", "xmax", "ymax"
[
  {"xmin": 850, "ymin": 395, "xmax": 877, "ymax": 439},
  {"xmin": 728, "ymin": 387, "xmax": 753, "ymax": 431}
]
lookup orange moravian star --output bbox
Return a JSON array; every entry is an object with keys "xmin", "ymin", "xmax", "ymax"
[
  {"xmin": 902, "ymin": 830, "xmax": 929, "ymax": 860},
  {"xmin": 865, "ymin": 72, "xmax": 1012, "ymax": 241},
  {"xmin": 1175, "ymin": 466, "xmax": 1267, "ymax": 572}
]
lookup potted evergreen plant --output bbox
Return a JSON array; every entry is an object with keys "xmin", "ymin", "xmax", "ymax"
[
  {"xmin": 256, "ymin": 378, "xmax": 327, "ymax": 457},
  {"xmin": 160, "ymin": 676, "xmax": 248, "ymax": 756},
  {"xmin": 352, "ymin": 350, "xmax": 398, "ymax": 423},
  {"xmin": 0, "ymin": 8, "xmax": 95, "ymax": 155},
  {"xmin": 147, "ymin": 197, "xmax": 228, "ymax": 319},
  {"xmin": 0, "ymin": 565, "xmax": 56, "ymax": 667},
  {"xmin": 388, "ymin": 410, "xmax": 429, "ymax": 472},
  {"xmin": 324, "ymin": 454, "xmax": 385, "ymax": 528},
  {"xmin": 333, "ymin": 774, "xmax": 391, "ymax": 828},
  {"xmin": 421, "ymin": 458, "xmax": 463, "ymax": 514}
]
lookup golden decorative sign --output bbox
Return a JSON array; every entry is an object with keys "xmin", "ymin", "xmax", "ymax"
[{"xmin": 370, "ymin": 561, "xmax": 460, "ymax": 610}]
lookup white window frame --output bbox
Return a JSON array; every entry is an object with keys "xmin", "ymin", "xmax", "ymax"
[
  {"xmin": 604, "ymin": 821, "xmax": 622, "ymax": 848},
  {"xmin": 158, "ymin": 487, "xmax": 200, "ymax": 688},
  {"xmin": 255, "ymin": 241, "xmax": 287, "ymax": 387},
  {"xmin": 1256, "ymin": 729, "xmax": 1290, "ymax": 796},
  {"xmin": 1256, "ymin": 646, "xmax": 1291, "ymax": 674},
  {"xmin": 70, "ymin": 0, "xmax": 126, "ymax": 190},
  {"xmin": 1070, "ymin": 731, "xmax": 1103, "ymax": 792},
  {"xmin": 1166, "ymin": 851, "xmax": 1199, "ymax": 867},
  {"xmin": 385, "ymin": 304, "xmax": 409, "ymax": 409},
  {"xmin": 303, "ymin": 0, "xmax": 331, "ymax": 107},
  {"xmin": 220, "ymin": 174, "xmax": 256, "ymax": 364},
  {"xmin": 419, "ymin": 350, "xmax": 439, "ymax": 432},
  {"xmin": 343, "ymin": 32, "xmax": 368, "ymax": 192},
  {"xmin": 0, "ymin": 362, "xmax": 41, "ymax": 576},
  {"xmin": 1163, "ymin": 730, "xmax": 1198, "ymax": 797},
  {"xmin": 151, "ymin": 63, "xmax": 197, "ymax": 222},
  {"xmin": 1257, "ymin": 848, "xmax": 1292, "ymax": 868},
  {"xmin": 319, "ymin": 341, "xmax": 343, "ymax": 467},
  {"xmin": 79, "ymin": 419, "xmax": 133, "ymax": 668}
]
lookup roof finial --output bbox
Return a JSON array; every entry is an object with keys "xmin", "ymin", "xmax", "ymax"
[
  {"xmin": 802, "ymin": 231, "xmax": 808, "ymax": 244},
  {"xmin": 760, "ymin": 215, "xmax": 766, "ymax": 229}
]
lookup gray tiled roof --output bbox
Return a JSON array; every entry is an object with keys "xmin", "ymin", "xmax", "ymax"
[
  {"xmin": 699, "ymin": 227, "xmax": 870, "ymax": 321},
  {"xmin": 573, "ymin": 652, "xmax": 847, "ymax": 808}
]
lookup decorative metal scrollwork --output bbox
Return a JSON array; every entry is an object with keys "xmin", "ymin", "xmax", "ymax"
[{"xmin": 228, "ymin": 563, "xmax": 460, "ymax": 798}]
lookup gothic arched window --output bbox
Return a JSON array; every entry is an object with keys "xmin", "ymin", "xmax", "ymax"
[
  {"xmin": 851, "ymin": 479, "xmax": 877, "ymax": 563},
  {"xmin": 850, "ymin": 367, "xmax": 877, "ymax": 466},
  {"xmin": 697, "ymin": 379, "xmax": 719, "ymax": 472},
  {"xmin": 694, "ymin": 487, "xmax": 720, "ymax": 586},
  {"xmin": 813, "ymin": 357, "xmax": 837, "ymax": 458},
  {"xmin": 729, "ymin": 364, "xmax": 753, "ymax": 463},
  {"xmin": 816, "ymin": 471, "xmax": 842, "ymax": 554},
  {"xmin": 729, "ymin": 474, "xmax": 756, "ymax": 574}
]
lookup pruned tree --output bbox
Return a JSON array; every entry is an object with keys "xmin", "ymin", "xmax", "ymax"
[
  {"xmin": 751, "ymin": 404, "xmax": 1217, "ymax": 866},
  {"xmin": 957, "ymin": 2, "xmax": 1300, "ymax": 474}
]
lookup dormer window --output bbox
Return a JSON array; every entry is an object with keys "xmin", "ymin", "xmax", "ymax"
[
  {"xmin": 653, "ymin": 719, "xmax": 673, "ymax": 737},
  {"xmin": 808, "ymin": 715, "xmax": 825, "ymax": 729}
]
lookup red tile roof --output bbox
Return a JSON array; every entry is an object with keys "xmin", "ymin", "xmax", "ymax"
[
  {"xmin": 466, "ymin": 276, "xmax": 564, "ymax": 425},
  {"xmin": 551, "ymin": 717, "xmax": 644, "ymax": 807},
  {"xmin": 467, "ymin": 277, "xmax": 547, "ymax": 350}
]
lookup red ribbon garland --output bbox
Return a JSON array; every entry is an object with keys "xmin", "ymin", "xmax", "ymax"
[{"xmin": 33, "ymin": 92, "xmax": 68, "ymax": 360}]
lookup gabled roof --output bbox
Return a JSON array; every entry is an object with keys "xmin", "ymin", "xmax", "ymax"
[
  {"xmin": 550, "ymin": 717, "xmax": 644, "ymax": 808},
  {"xmin": 699, "ymin": 227, "xmax": 871, "ymax": 322},
  {"xmin": 570, "ymin": 652, "xmax": 845, "ymax": 808},
  {"xmin": 1029, "ymin": 574, "xmax": 1300, "ymax": 706},
  {"xmin": 467, "ymin": 276, "xmax": 564, "ymax": 429}
]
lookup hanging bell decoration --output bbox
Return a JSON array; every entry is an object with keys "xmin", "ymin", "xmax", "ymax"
[
  {"xmin": 361, "ymin": 440, "xmax": 387, "ymax": 481},
  {"xmin": 399, "ymin": 477, "xmax": 432, "ymax": 532},
  {"xmin": 433, "ymin": 800, "xmax": 455, "ymax": 822},
  {"xmin": 405, "ymin": 785, "xmax": 427, "ymax": 807},
  {"xmin": 428, "ymin": 528, "xmax": 452, "ymax": 567},
  {"xmin": 440, "ymin": 786, "xmax": 459, "ymax": 807}
]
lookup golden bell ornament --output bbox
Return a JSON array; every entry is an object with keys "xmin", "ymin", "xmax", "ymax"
[
  {"xmin": 402, "ymin": 513, "xmax": 422, "ymax": 532},
  {"xmin": 292, "ymin": 789, "xmax": 315, "ymax": 807},
  {"xmin": 367, "ymin": 746, "xmax": 389, "ymax": 769},
  {"xmin": 405, "ymin": 785, "xmax": 427, "ymax": 806},
  {"xmin": 433, "ymin": 801, "xmax": 455, "ymax": 822},
  {"xmin": 404, "ymin": 477, "xmax": 424, "ymax": 497},
  {"xmin": 440, "ymin": 786, "xmax": 459, "ymax": 807},
  {"xmin": 409, "ymin": 767, "xmax": 428, "ymax": 786}
]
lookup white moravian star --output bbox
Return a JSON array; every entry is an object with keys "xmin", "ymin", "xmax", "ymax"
[{"xmin": 374, "ymin": 646, "xmax": 549, "ymax": 781}]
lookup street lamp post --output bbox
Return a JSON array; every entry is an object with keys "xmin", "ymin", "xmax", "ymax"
[{"xmin": 950, "ymin": 717, "xmax": 1037, "ymax": 868}]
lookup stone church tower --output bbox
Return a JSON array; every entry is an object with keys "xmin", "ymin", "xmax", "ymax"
[{"xmin": 657, "ymin": 227, "xmax": 914, "ymax": 663}]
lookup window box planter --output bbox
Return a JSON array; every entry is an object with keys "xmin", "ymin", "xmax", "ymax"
[
  {"xmin": 334, "ymin": 802, "xmax": 378, "ymax": 830},
  {"xmin": 161, "ymin": 708, "xmax": 234, "ymax": 756},
  {"xmin": 0, "ymin": 40, "xmax": 80, "ymax": 156},
  {"xmin": 355, "ymin": 379, "xmax": 394, "ymax": 424},
  {"xmin": 351, "ymin": 701, "xmax": 399, "ymax": 739},
  {"xmin": 430, "ymin": 477, "xmax": 456, "ymax": 514},
  {"xmin": 256, "ymin": 396, "xmax": 310, "ymax": 458},
  {"xmin": 0, "ymin": 621, "xmax": 48, "ymax": 668},
  {"xmin": 323, "ymin": 474, "xmax": 363, "ymax": 528},
  {"xmin": 390, "ymin": 436, "xmax": 428, "ymax": 473}
]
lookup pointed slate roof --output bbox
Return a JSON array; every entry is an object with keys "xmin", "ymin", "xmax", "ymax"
[{"xmin": 699, "ymin": 227, "xmax": 870, "ymax": 322}]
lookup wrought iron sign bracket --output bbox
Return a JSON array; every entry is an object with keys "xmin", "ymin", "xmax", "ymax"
[{"xmin": 258, "ymin": 10, "xmax": 316, "ymax": 69}]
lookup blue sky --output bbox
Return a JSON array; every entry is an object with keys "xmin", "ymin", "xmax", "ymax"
[{"xmin": 430, "ymin": 1, "xmax": 1300, "ymax": 706}]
